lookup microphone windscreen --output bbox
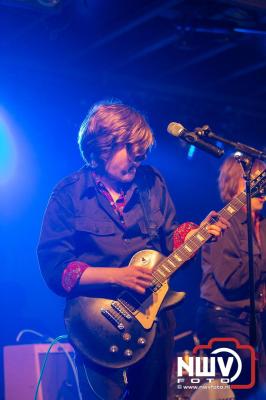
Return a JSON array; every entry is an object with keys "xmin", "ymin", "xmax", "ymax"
[{"xmin": 167, "ymin": 122, "xmax": 184, "ymax": 137}]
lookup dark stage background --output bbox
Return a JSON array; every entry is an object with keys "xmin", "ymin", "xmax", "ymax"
[{"xmin": 0, "ymin": 1, "xmax": 266, "ymax": 398}]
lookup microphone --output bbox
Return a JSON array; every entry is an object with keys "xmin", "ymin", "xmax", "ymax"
[{"xmin": 167, "ymin": 122, "xmax": 224, "ymax": 158}]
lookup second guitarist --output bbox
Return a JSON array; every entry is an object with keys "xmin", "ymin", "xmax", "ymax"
[{"xmin": 196, "ymin": 154, "xmax": 266, "ymax": 397}]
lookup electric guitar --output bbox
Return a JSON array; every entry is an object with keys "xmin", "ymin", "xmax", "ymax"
[{"xmin": 64, "ymin": 169, "xmax": 266, "ymax": 370}]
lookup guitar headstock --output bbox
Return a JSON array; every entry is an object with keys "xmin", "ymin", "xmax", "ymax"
[{"xmin": 251, "ymin": 169, "xmax": 266, "ymax": 198}]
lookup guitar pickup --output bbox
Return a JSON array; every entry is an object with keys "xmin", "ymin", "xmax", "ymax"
[
  {"xmin": 111, "ymin": 301, "xmax": 132, "ymax": 321},
  {"xmin": 101, "ymin": 307, "xmax": 125, "ymax": 331}
]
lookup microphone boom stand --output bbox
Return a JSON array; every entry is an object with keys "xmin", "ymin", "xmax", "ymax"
[{"xmin": 235, "ymin": 154, "xmax": 257, "ymax": 349}]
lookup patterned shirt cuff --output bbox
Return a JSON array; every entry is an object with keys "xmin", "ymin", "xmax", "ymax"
[
  {"xmin": 173, "ymin": 222, "xmax": 198, "ymax": 249},
  {"xmin": 62, "ymin": 261, "xmax": 89, "ymax": 293}
]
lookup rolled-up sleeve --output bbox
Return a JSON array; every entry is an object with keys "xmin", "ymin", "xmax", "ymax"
[{"xmin": 173, "ymin": 222, "xmax": 198, "ymax": 249}]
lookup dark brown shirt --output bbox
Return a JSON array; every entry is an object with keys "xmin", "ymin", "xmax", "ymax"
[
  {"xmin": 200, "ymin": 209, "xmax": 266, "ymax": 309},
  {"xmin": 37, "ymin": 165, "xmax": 179, "ymax": 296}
]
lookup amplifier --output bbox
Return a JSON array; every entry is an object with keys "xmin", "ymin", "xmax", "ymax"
[{"xmin": 4, "ymin": 343, "xmax": 75, "ymax": 400}]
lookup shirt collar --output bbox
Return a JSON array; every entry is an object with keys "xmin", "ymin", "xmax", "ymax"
[{"xmin": 80, "ymin": 166, "xmax": 139, "ymax": 200}]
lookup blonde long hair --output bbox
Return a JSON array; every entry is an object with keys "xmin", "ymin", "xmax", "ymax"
[{"xmin": 219, "ymin": 154, "xmax": 265, "ymax": 202}]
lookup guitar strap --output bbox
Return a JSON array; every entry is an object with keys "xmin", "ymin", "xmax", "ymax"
[{"xmin": 137, "ymin": 170, "xmax": 159, "ymax": 243}]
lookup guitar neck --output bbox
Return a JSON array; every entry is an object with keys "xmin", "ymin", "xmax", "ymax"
[
  {"xmin": 151, "ymin": 191, "xmax": 247, "ymax": 287},
  {"xmin": 151, "ymin": 167, "xmax": 266, "ymax": 290}
]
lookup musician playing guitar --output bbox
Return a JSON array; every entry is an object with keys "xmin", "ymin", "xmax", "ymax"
[
  {"xmin": 196, "ymin": 155, "xmax": 266, "ymax": 398},
  {"xmin": 38, "ymin": 101, "xmax": 228, "ymax": 400}
]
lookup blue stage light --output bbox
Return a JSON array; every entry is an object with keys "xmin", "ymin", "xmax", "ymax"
[
  {"xmin": 187, "ymin": 145, "xmax": 196, "ymax": 160},
  {"xmin": 0, "ymin": 108, "xmax": 37, "ymax": 219},
  {"xmin": 0, "ymin": 112, "xmax": 17, "ymax": 185}
]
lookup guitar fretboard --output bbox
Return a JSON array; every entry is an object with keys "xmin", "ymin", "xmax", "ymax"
[{"xmin": 151, "ymin": 191, "xmax": 247, "ymax": 289}]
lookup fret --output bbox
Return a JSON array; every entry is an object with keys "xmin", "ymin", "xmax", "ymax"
[
  {"xmin": 197, "ymin": 228, "xmax": 210, "ymax": 240},
  {"xmin": 151, "ymin": 276, "xmax": 160, "ymax": 285},
  {"xmin": 231, "ymin": 196, "xmax": 244, "ymax": 208},
  {"xmin": 225, "ymin": 204, "xmax": 236, "ymax": 214},
  {"xmin": 164, "ymin": 259, "xmax": 175, "ymax": 271},
  {"xmin": 196, "ymin": 233, "xmax": 205, "ymax": 242},
  {"xmin": 187, "ymin": 237, "xmax": 202, "ymax": 251},
  {"xmin": 183, "ymin": 231, "xmax": 209, "ymax": 256},
  {"xmin": 220, "ymin": 208, "xmax": 232, "ymax": 219},
  {"xmin": 152, "ymin": 265, "xmax": 170, "ymax": 286},
  {"xmin": 178, "ymin": 248, "xmax": 193, "ymax": 260},
  {"xmin": 160, "ymin": 263, "xmax": 171, "ymax": 273},
  {"xmin": 168, "ymin": 256, "xmax": 179, "ymax": 269},
  {"xmin": 220, "ymin": 197, "xmax": 244, "ymax": 220},
  {"xmin": 152, "ymin": 271, "xmax": 164, "ymax": 284},
  {"xmin": 157, "ymin": 269, "xmax": 166, "ymax": 278},
  {"xmin": 184, "ymin": 244, "xmax": 193, "ymax": 253},
  {"xmin": 238, "ymin": 193, "xmax": 246, "ymax": 202},
  {"xmin": 153, "ymin": 260, "xmax": 177, "ymax": 283},
  {"xmin": 173, "ymin": 253, "xmax": 183, "ymax": 262}
]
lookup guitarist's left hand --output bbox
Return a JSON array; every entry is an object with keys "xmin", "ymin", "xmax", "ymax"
[
  {"xmin": 185, "ymin": 211, "xmax": 230, "ymax": 241},
  {"xmin": 202, "ymin": 210, "xmax": 230, "ymax": 237}
]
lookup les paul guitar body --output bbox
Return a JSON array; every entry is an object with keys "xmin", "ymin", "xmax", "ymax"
[{"xmin": 64, "ymin": 249, "xmax": 185, "ymax": 369}]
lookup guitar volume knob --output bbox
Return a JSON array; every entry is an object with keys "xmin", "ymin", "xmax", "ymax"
[
  {"xmin": 137, "ymin": 337, "xmax": 146, "ymax": 346},
  {"xmin": 109, "ymin": 345, "xmax": 119, "ymax": 353},
  {"xmin": 122, "ymin": 333, "xmax": 131, "ymax": 341},
  {"xmin": 124, "ymin": 349, "xmax": 133, "ymax": 358}
]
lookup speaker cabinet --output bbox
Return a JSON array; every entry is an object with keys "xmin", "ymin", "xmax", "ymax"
[{"xmin": 4, "ymin": 343, "xmax": 75, "ymax": 400}]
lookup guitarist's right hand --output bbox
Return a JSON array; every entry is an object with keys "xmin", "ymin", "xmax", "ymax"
[
  {"xmin": 79, "ymin": 265, "xmax": 153, "ymax": 294},
  {"xmin": 114, "ymin": 265, "xmax": 154, "ymax": 294}
]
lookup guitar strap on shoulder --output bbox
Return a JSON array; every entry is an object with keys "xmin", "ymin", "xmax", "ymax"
[{"xmin": 137, "ymin": 170, "xmax": 159, "ymax": 243}]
